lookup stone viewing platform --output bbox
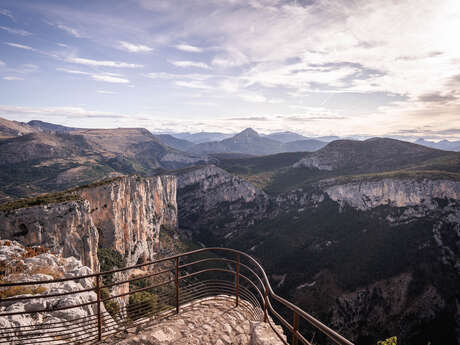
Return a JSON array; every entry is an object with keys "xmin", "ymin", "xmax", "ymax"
[
  {"xmin": 0, "ymin": 243, "xmax": 354, "ymax": 345},
  {"xmin": 101, "ymin": 295, "xmax": 285, "ymax": 345}
]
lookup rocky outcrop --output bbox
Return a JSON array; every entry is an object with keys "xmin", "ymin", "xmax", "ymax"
[
  {"xmin": 175, "ymin": 165, "xmax": 269, "ymax": 241},
  {"xmin": 177, "ymin": 165, "xmax": 263, "ymax": 208},
  {"xmin": 0, "ymin": 240, "xmax": 112, "ymax": 344},
  {"xmin": 0, "ymin": 175, "xmax": 178, "ymax": 271},
  {"xmin": 293, "ymin": 155, "xmax": 334, "ymax": 170},
  {"xmin": 0, "ymin": 200, "xmax": 99, "ymax": 271},
  {"xmin": 324, "ymin": 178, "xmax": 460, "ymax": 210}
]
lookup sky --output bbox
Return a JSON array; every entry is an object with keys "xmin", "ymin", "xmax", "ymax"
[{"xmin": 0, "ymin": 0, "xmax": 459, "ymax": 140}]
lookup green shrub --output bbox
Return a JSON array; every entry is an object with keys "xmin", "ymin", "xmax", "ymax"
[
  {"xmin": 127, "ymin": 291, "xmax": 157, "ymax": 320},
  {"xmin": 99, "ymin": 287, "xmax": 121, "ymax": 319},
  {"xmin": 377, "ymin": 336, "xmax": 397, "ymax": 345},
  {"xmin": 98, "ymin": 248, "xmax": 125, "ymax": 286},
  {"xmin": 98, "ymin": 248, "xmax": 124, "ymax": 271}
]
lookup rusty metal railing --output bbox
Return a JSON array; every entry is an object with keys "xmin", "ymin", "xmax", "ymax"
[{"xmin": 0, "ymin": 247, "xmax": 354, "ymax": 345}]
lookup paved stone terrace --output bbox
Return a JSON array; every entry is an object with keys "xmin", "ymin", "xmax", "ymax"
[{"xmin": 102, "ymin": 295, "xmax": 286, "ymax": 345}]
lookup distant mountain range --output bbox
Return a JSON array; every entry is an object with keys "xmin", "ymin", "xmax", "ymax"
[
  {"xmin": 415, "ymin": 138, "xmax": 460, "ymax": 151},
  {"xmin": 164, "ymin": 128, "xmax": 328, "ymax": 155}
]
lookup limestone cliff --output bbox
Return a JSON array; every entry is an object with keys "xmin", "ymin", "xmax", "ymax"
[
  {"xmin": 0, "ymin": 175, "xmax": 178, "ymax": 271},
  {"xmin": 79, "ymin": 175, "xmax": 177, "ymax": 267},
  {"xmin": 175, "ymin": 165, "xmax": 269, "ymax": 241},
  {"xmin": 323, "ymin": 178, "xmax": 460, "ymax": 211},
  {"xmin": 0, "ymin": 200, "xmax": 99, "ymax": 271}
]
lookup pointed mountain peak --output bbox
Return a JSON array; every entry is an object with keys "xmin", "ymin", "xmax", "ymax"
[{"xmin": 236, "ymin": 128, "xmax": 259, "ymax": 138}]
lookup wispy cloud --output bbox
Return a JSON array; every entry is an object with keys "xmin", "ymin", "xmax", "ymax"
[
  {"xmin": 3, "ymin": 76, "xmax": 24, "ymax": 81},
  {"xmin": 0, "ymin": 105, "xmax": 127, "ymax": 119},
  {"xmin": 284, "ymin": 115, "xmax": 347, "ymax": 121},
  {"xmin": 169, "ymin": 60, "xmax": 211, "ymax": 69},
  {"xmin": 0, "ymin": 9, "xmax": 14, "ymax": 21},
  {"xmin": 67, "ymin": 57, "xmax": 143, "ymax": 68},
  {"xmin": 97, "ymin": 90, "xmax": 117, "ymax": 94},
  {"xmin": 56, "ymin": 67, "xmax": 90, "ymax": 75},
  {"xmin": 57, "ymin": 67, "xmax": 130, "ymax": 84},
  {"xmin": 56, "ymin": 23, "xmax": 81, "ymax": 37},
  {"xmin": 0, "ymin": 60, "xmax": 5, "ymax": 67},
  {"xmin": 45, "ymin": 21, "xmax": 82, "ymax": 38},
  {"xmin": 4, "ymin": 42, "xmax": 36, "ymax": 51},
  {"xmin": 91, "ymin": 74, "xmax": 130, "ymax": 83},
  {"xmin": 0, "ymin": 26, "xmax": 32, "ymax": 36},
  {"xmin": 175, "ymin": 80, "xmax": 211, "ymax": 89},
  {"xmin": 226, "ymin": 116, "xmax": 270, "ymax": 121},
  {"xmin": 174, "ymin": 44, "xmax": 203, "ymax": 53},
  {"xmin": 146, "ymin": 72, "xmax": 212, "ymax": 81},
  {"xmin": 418, "ymin": 92, "xmax": 457, "ymax": 103},
  {"xmin": 118, "ymin": 41, "xmax": 153, "ymax": 53}
]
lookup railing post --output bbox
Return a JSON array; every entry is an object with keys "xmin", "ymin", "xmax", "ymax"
[
  {"xmin": 235, "ymin": 253, "xmax": 240, "ymax": 307},
  {"xmin": 95, "ymin": 274, "xmax": 102, "ymax": 341},
  {"xmin": 292, "ymin": 311, "xmax": 299, "ymax": 345},
  {"xmin": 175, "ymin": 256, "xmax": 180, "ymax": 314},
  {"xmin": 263, "ymin": 284, "xmax": 268, "ymax": 323}
]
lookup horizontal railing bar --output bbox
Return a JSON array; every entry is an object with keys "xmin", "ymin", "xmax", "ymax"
[
  {"xmin": 0, "ymin": 313, "xmax": 100, "ymax": 334},
  {"xmin": 179, "ymin": 257, "xmax": 237, "ymax": 269},
  {"xmin": 179, "ymin": 286, "xmax": 259, "ymax": 308},
  {"xmin": 101, "ymin": 278, "xmax": 175, "ymax": 302},
  {"xmin": 101, "ymin": 267, "xmax": 176, "ymax": 289},
  {"xmin": 179, "ymin": 267, "xmax": 235, "ymax": 280},
  {"xmin": 179, "ymin": 284, "xmax": 255, "ymax": 302},
  {"xmin": 0, "ymin": 312, "xmax": 100, "ymax": 331},
  {"xmin": 0, "ymin": 299, "xmax": 97, "ymax": 317},
  {"xmin": 0, "ymin": 275, "xmax": 96, "ymax": 287},
  {"xmin": 0, "ymin": 286, "xmax": 96, "ymax": 302},
  {"xmin": 3, "ymin": 321, "xmax": 101, "ymax": 345}
]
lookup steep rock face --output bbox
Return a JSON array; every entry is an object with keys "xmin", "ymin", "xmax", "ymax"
[
  {"xmin": 175, "ymin": 165, "xmax": 269, "ymax": 241},
  {"xmin": 177, "ymin": 165, "xmax": 262, "ymax": 207},
  {"xmin": 79, "ymin": 175, "xmax": 177, "ymax": 267},
  {"xmin": 0, "ymin": 200, "xmax": 99, "ymax": 271},
  {"xmin": 0, "ymin": 175, "xmax": 178, "ymax": 271},
  {"xmin": 324, "ymin": 178, "xmax": 460, "ymax": 211},
  {"xmin": 330, "ymin": 273, "xmax": 448, "ymax": 344}
]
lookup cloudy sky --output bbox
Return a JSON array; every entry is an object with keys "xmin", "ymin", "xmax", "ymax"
[{"xmin": 0, "ymin": 0, "xmax": 459, "ymax": 140}]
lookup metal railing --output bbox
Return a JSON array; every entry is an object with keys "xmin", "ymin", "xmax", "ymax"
[{"xmin": 0, "ymin": 247, "xmax": 354, "ymax": 345}]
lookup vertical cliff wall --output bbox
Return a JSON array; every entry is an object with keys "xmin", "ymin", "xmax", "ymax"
[
  {"xmin": 79, "ymin": 175, "xmax": 177, "ymax": 266},
  {"xmin": 0, "ymin": 175, "xmax": 178, "ymax": 271},
  {"xmin": 0, "ymin": 200, "xmax": 99, "ymax": 271},
  {"xmin": 175, "ymin": 165, "xmax": 269, "ymax": 242}
]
